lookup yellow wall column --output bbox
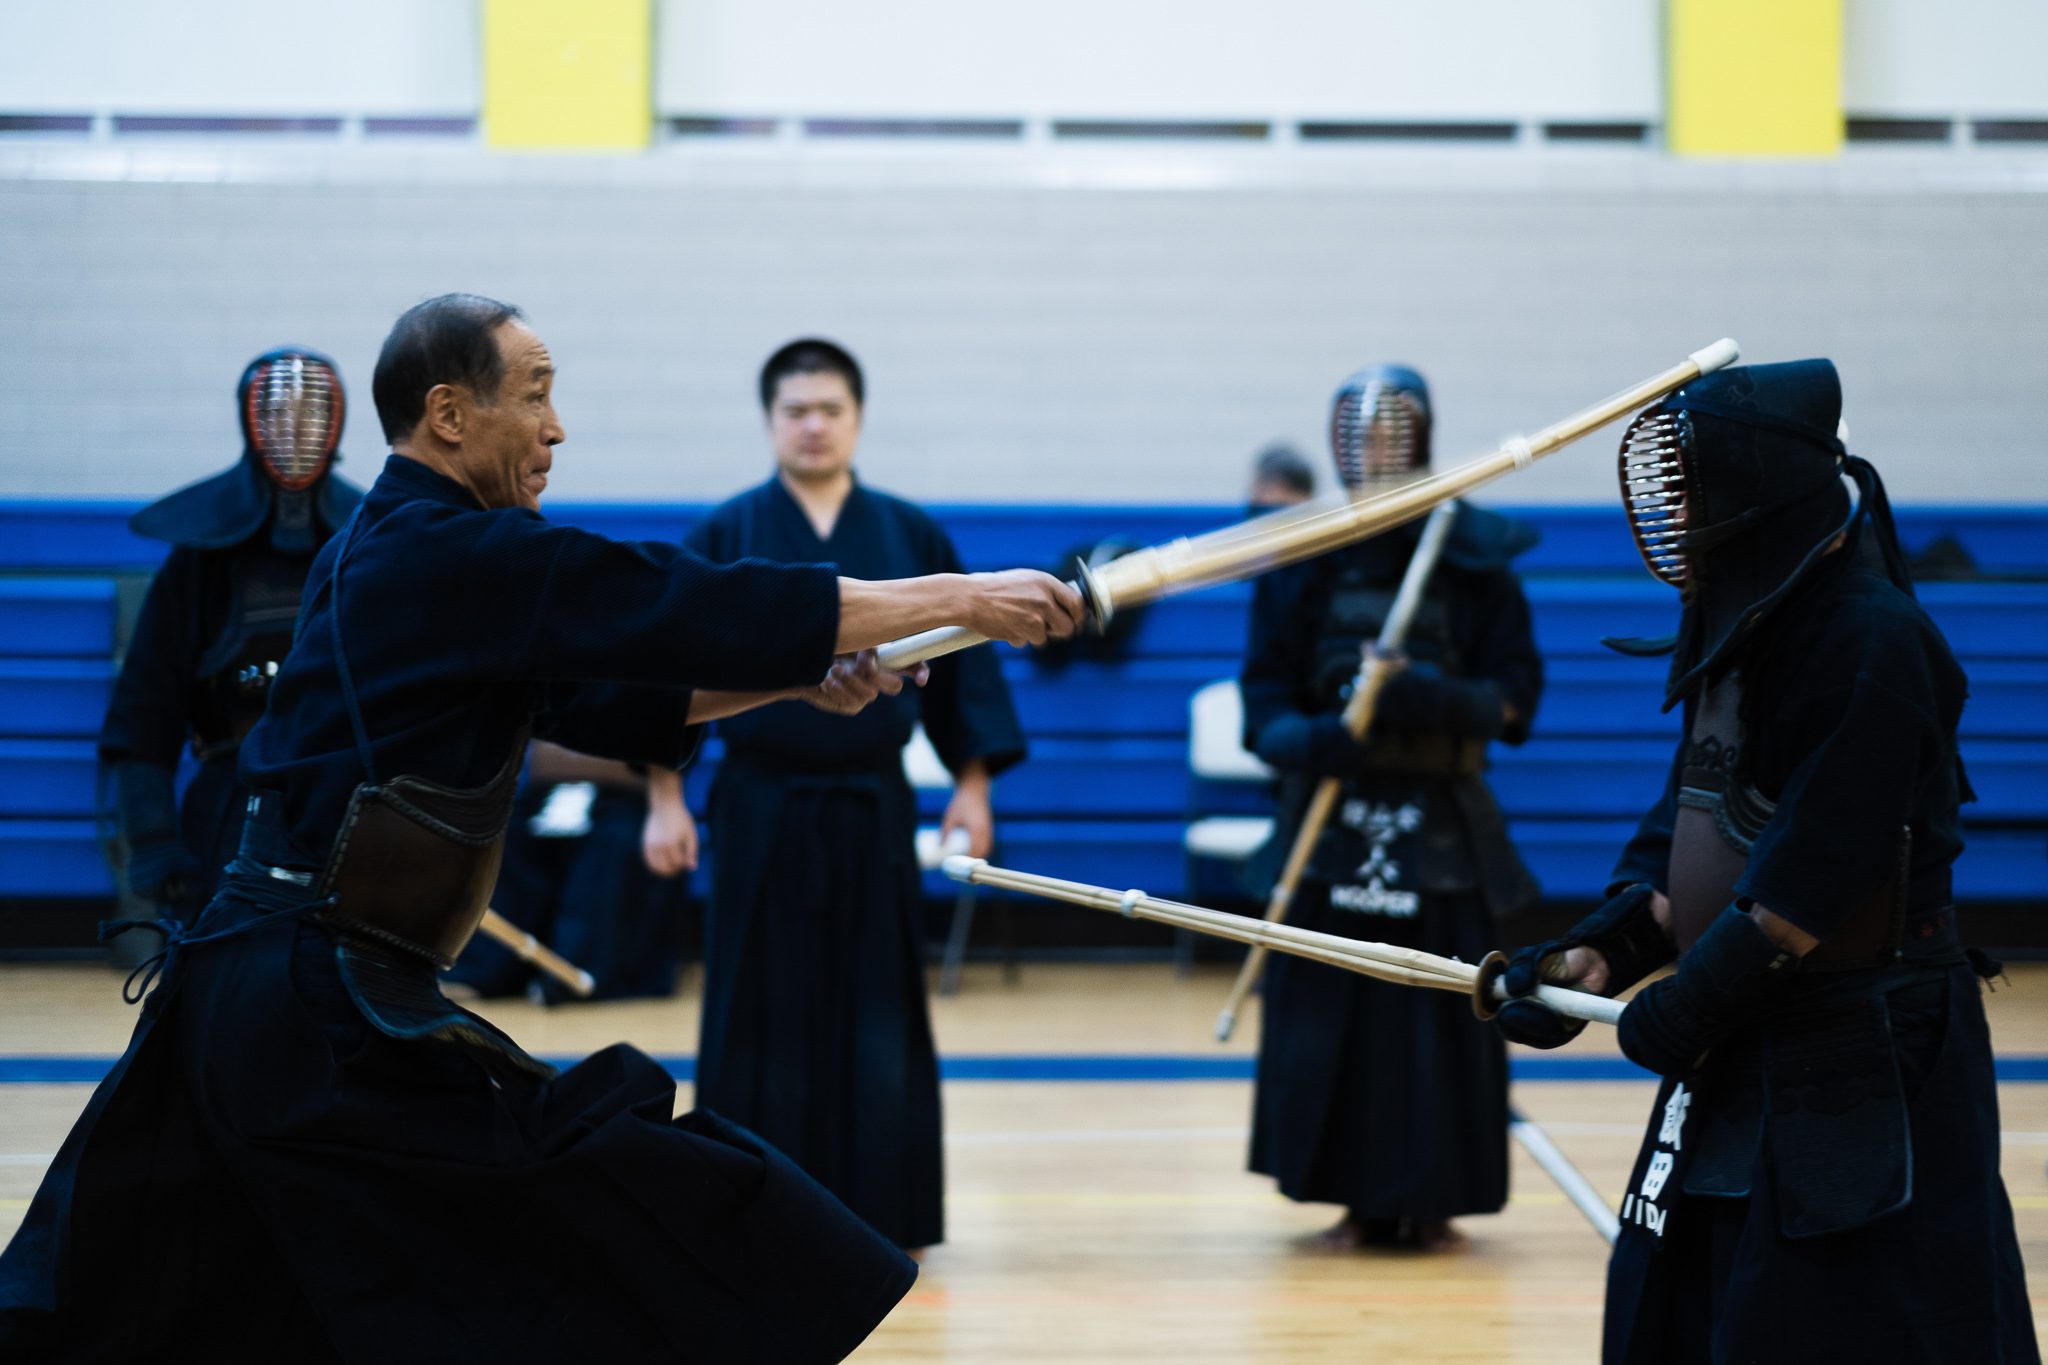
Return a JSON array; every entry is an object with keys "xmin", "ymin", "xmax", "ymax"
[
  {"xmin": 1667, "ymin": 0, "xmax": 1841, "ymax": 157},
  {"xmin": 484, "ymin": 0, "xmax": 652, "ymax": 151}
]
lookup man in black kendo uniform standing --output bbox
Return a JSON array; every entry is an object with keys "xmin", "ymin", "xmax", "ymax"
[
  {"xmin": 1494, "ymin": 359, "xmax": 2034, "ymax": 1362},
  {"xmin": 681, "ymin": 339, "xmax": 1027, "ymax": 1254},
  {"xmin": 1242, "ymin": 364, "xmax": 1543, "ymax": 1252},
  {"xmin": 100, "ymin": 348, "xmax": 361, "ymax": 919},
  {"xmin": 0, "ymin": 295, "xmax": 1083, "ymax": 1362}
]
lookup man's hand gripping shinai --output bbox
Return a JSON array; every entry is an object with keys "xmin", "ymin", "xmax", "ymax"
[{"xmin": 761, "ymin": 569, "xmax": 1084, "ymax": 718}]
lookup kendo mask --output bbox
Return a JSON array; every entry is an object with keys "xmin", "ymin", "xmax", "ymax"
[
  {"xmin": 238, "ymin": 348, "xmax": 346, "ymax": 553},
  {"xmin": 1610, "ymin": 359, "xmax": 1911, "ymax": 707},
  {"xmin": 126, "ymin": 347, "xmax": 361, "ymax": 554},
  {"xmin": 242, "ymin": 349, "xmax": 344, "ymax": 490},
  {"xmin": 1330, "ymin": 364, "xmax": 1431, "ymax": 490}
]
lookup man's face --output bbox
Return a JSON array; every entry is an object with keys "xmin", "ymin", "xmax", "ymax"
[
  {"xmin": 464, "ymin": 322, "xmax": 562, "ymax": 511},
  {"xmin": 769, "ymin": 370, "xmax": 861, "ymax": 484}
]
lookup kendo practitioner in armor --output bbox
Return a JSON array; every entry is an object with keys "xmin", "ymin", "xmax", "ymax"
[
  {"xmin": 0, "ymin": 296, "xmax": 1083, "ymax": 1362},
  {"xmin": 683, "ymin": 339, "xmax": 1027, "ymax": 1253},
  {"xmin": 99, "ymin": 348, "xmax": 361, "ymax": 917},
  {"xmin": 1242, "ymin": 365, "xmax": 1543, "ymax": 1252},
  {"xmin": 1495, "ymin": 359, "xmax": 2035, "ymax": 1363}
]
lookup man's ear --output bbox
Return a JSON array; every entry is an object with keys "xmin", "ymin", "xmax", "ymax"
[{"xmin": 422, "ymin": 383, "xmax": 466, "ymax": 445}]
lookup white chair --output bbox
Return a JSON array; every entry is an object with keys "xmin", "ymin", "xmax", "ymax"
[
  {"xmin": 1185, "ymin": 679, "xmax": 1275, "ymax": 861},
  {"xmin": 1179, "ymin": 680, "xmax": 1277, "ymax": 974},
  {"xmin": 905, "ymin": 724, "xmax": 996, "ymax": 996}
]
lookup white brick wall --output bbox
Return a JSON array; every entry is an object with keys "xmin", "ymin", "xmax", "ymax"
[{"xmin": 1, "ymin": 166, "xmax": 2043, "ymax": 506}]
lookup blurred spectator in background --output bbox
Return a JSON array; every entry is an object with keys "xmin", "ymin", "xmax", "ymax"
[
  {"xmin": 99, "ymin": 349, "xmax": 360, "ymax": 923},
  {"xmin": 446, "ymin": 739, "xmax": 696, "ymax": 1002},
  {"xmin": 680, "ymin": 338, "xmax": 1027, "ymax": 1253},
  {"xmin": 1248, "ymin": 440, "xmax": 1316, "ymax": 513}
]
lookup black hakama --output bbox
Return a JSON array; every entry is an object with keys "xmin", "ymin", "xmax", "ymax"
[
  {"xmin": 1252, "ymin": 886, "xmax": 1510, "ymax": 1218},
  {"xmin": 0, "ymin": 889, "xmax": 909, "ymax": 1363},
  {"xmin": 685, "ymin": 479, "xmax": 1025, "ymax": 1250}
]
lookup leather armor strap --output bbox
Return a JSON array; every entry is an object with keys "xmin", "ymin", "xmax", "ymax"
[{"xmin": 312, "ymin": 505, "xmax": 524, "ymax": 968}]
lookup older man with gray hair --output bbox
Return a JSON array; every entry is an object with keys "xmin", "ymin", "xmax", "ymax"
[{"xmin": 0, "ymin": 294, "xmax": 1081, "ymax": 1363}]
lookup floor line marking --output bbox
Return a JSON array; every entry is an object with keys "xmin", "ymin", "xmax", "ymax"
[
  {"xmin": 13, "ymin": 1053, "xmax": 2048, "ymax": 1083},
  {"xmin": 948, "ymin": 1126, "xmax": 1248, "ymax": 1147},
  {"xmin": 895, "ymin": 1289, "xmax": 1613, "ymax": 1307},
  {"xmin": 939, "ymin": 1191, "xmax": 1598, "ymax": 1207}
]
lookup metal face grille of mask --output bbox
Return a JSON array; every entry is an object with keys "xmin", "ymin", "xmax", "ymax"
[
  {"xmin": 1619, "ymin": 407, "xmax": 1692, "ymax": 589},
  {"xmin": 1330, "ymin": 383, "xmax": 1427, "ymax": 488},
  {"xmin": 247, "ymin": 356, "xmax": 342, "ymax": 490}
]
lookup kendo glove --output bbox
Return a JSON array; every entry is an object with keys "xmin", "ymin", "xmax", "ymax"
[
  {"xmin": 124, "ymin": 833, "xmax": 202, "ymax": 908},
  {"xmin": 1252, "ymin": 712, "xmax": 1371, "ymax": 778},
  {"xmin": 1617, "ymin": 904, "xmax": 1801, "ymax": 1079},
  {"xmin": 1494, "ymin": 882, "xmax": 1675, "ymax": 1050},
  {"xmin": 1372, "ymin": 669, "xmax": 1508, "ymax": 740},
  {"xmin": 112, "ymin": 759, "xmax": 199, "ymax": 906}
]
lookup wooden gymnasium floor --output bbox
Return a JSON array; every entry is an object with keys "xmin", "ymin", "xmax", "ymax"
[{"xmin": 6, "ymin": 958, "xmax": 2048, "ymax": 1360}]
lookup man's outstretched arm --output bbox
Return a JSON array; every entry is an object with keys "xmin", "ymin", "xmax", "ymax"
[
  {"xmin": 835, "ymin": 570, "xmax": 1083, "ymax": 654},
  {"xmin": 684, "ymin": 569, "xmax": 1082, "ymax": 726},
  {"xmin": 685, "ymin": 649, "xmax": 923, "ymax": 724}
]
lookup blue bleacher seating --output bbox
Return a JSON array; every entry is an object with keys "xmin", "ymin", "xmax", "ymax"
[
  {"xmin": 0, "ymin": 580, "xmax": 116, "ymax": 656},
  {"xmin": 0, "ymin": 659, "xmax": 116, "ymax": 735},
  {"xmin": 0, "ymin": 820, "xmax": 109, "ymax": 896},
  {"xmin": 2, "ymin": 500, "xmax": 2043, "ymax": 918},
  {"xmin": 0, "ymin": 739, "xmax": 99, "ymax": 817}
]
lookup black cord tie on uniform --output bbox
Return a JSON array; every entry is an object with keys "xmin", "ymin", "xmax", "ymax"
[
  {"xmin": 96, "ymin": 901, "xmax": 333, "ymax": 1005},
  {"xmin": 97, "ymin": 918, "xmax": 178, "ymax": 1003}
]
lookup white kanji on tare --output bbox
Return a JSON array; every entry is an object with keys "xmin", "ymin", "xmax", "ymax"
[
  {"xmin": 1328, "ymin": 799, "xmax": 1425, "ymax": 917},
  {"xmin": 1658, "ymin": 1083, "xmax": 1692, "ymax": 1149},
  {"xmin": 1621, "ymin": 1083, "xmax": 1690, "ymax": 1238}
]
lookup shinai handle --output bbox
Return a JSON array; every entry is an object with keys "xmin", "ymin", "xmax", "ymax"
[
  {"xmin": 878, "ymin": 626, "xmax": 988, "ymax": 672},
  {"xmin": 476, "ymin": 907, "xmax": 596, "ymax": 998}
]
